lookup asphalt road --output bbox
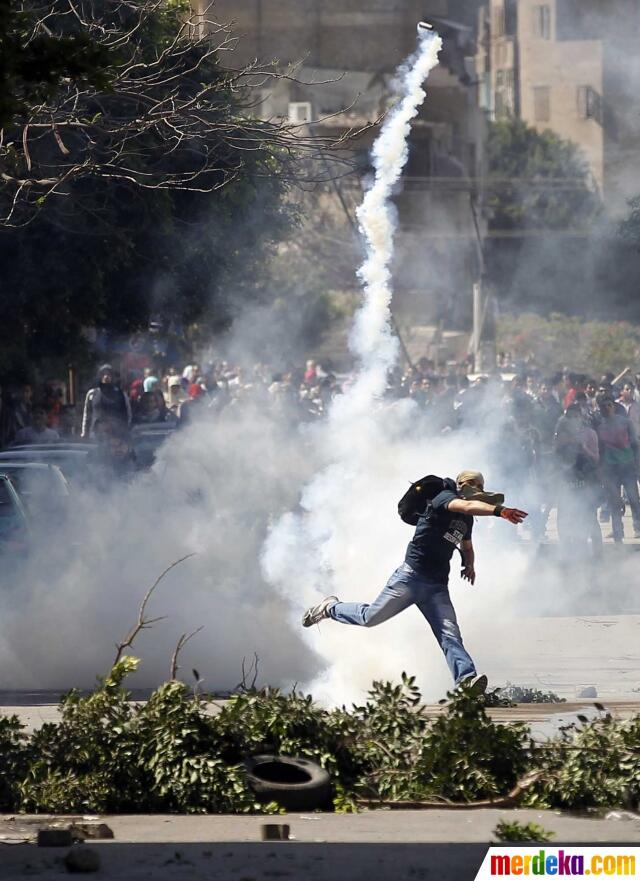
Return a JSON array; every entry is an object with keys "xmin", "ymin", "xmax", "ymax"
[{"xmin": 2, "ymin": 810, "xmax": 640, "ymax": 881}]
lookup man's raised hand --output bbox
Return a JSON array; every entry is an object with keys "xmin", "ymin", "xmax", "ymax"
[{"xmin": 499, "ymin": 507, "xmax": 528, "ymax": 525}]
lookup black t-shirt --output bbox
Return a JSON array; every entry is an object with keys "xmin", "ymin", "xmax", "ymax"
[{"xmin": 404, "ymin": 479, "xmax": 473, "ymax": 582}]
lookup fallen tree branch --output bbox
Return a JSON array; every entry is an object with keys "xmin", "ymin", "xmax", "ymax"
[{"xmin": 357, "ymin": 770, "xmax": 544, "ymax": 810}]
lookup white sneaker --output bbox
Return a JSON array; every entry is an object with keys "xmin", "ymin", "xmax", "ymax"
[
  {"xmin": 460, "ymin": 673, "xmax": 488, "ymax": 697},
  {"xmin": 302, "ymin": 595, "xmax": 339, "ymax": 628}
]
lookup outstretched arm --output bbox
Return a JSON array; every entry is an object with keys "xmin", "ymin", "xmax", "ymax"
[{"xmin": 448, "ymin": 498, "xmax": 528, "ymax": 524}]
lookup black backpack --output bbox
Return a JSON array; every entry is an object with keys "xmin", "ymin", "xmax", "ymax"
[{"xmin": 397, "ymin": 475, "xmax": 447, "ymax": 525}]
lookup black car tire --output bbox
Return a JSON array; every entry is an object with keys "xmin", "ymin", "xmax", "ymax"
[{"xmin": 244, "ymin": 754, "xmax": 331, "ymax": 811}]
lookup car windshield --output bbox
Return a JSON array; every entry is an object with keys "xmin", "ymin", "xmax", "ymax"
[
  {"xmin": 0, "ymin": 480, "xmax": 16, "ymax": 516},
  {"xmin": 0, "ymin": 468, "xmax": 67, "ymax": 498},
  {"xmin": 0, "ymin": 480, "xmax": 23, "ymax": 534}
]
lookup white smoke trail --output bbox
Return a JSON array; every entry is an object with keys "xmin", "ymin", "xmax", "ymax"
[
  {"xmin": 338, "ymin": 28, "xmax": 442, "ymax": 427},
  {"xmin": 262, "ymin": 30, "xmax": 446, "ymax": 704}
]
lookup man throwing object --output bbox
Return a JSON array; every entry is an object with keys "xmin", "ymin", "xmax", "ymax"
[{"xmin": 302, "ymin": 471, "xmax": 527, "ymax": 694}]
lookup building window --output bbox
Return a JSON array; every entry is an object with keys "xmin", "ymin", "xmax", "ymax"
[
  {"xmin": 288, "ymin": 102, "xmax": 313, "ymax": 124},
  {"xmin": 496, "ymin": 69, "xmax": 515, "ymax": 119},
  {"xmin": 493, "ymin": 4, "xmax": 505, "ymax": 37},
  {"xmin": 533, "ymin": 86, "xmax": 550, "ymax": 122},
  {"xmin": 532, "ymin": 5, "xmax": 551, "ymax": 39},
  {"xmin": 577, "ymin": 85, "xmax": 603, "ymax": 124},
  {"xmin": 504, "ymin": 69, "xmax": 515, "ymax": 94}
]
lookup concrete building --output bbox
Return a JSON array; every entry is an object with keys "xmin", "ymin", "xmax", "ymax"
[
  {"xmin": 477, "ymin": 0, "xmax": 640, "ymax": 215},
  {"xmin": 193, "ymin": 0, "xmax": 488, "ymax": 332}
]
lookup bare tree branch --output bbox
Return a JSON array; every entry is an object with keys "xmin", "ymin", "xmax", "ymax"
[
  {"xmin": 233, "ymin": 652, "xmax": 260, "ymax": 693},
  {"xmin": 1, "ymin": 0, "xmax": 376, "ymax": 226},
  {"xmin": 112, "ymin": 553, "xmax": 196, "ymax": 666},
  {"xmin": 169, "ymin": 625, "xmax": 204, "ymax": 681}
]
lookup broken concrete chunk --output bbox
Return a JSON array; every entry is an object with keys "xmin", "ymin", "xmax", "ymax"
[
  {"xmin": 65, "ymin": 846, "xmax": 101, "ymax": 873},
  {"xmin": 70, "ymin": 822, "xmax": 114, "ymax": 841},
  {"xmin": 261, "ymin": 824, "xmax": 291, "ymax": 841},
  {"xmin": 37, "ymin": 828, "xmax": 73, "ymax": 847}
]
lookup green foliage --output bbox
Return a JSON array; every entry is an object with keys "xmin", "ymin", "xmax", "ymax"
[
  {"xmin": 412, "ymin": 685, "xmax": 531, "ymax": 802},
  {"xmin": 2, "ymin": 663, "xmax": 640, "ymax": 815},
  {"xmin": 532, "ymin": 712, "xmax": 640, "ymax": 811},
  {"xmin": 494, "ymin": 820, "xmax": 555, "ymax": 843},
  {"xmin": 133, "ymin": 681, "xmax": 258, "ymax": 813},
  {"xmin": 619, "ymin": 195, "xmax": 640, "ymax": 245},
  {"xmin": 18, "ymin": 657, "xmax": 260, "ymax": 814},
  {"xmin": 0, "ymin": 0, "xmax": 295, "ymax": 378},
  {"xmin": 0, "ymin": 714, "xmax": 29, "ymax": 810},
  {"xmin": 497, "ymin": 312, "xmax": 640, "ymax": 375},
  {"xmin": 494, "ymin": 684, "xmax": 565, "ymax": 705},
  {"xmin": 0, "ymin": 4, "xmax": 113, "ymax": 129},
  {"xmin": 487, "ymin": 119, "xmax": 601, "ymax": 231}
]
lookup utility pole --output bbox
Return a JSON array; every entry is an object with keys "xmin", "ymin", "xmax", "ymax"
[{"xmin": 469, "ymin": 193, "xmax": 495, "ymax": 373}]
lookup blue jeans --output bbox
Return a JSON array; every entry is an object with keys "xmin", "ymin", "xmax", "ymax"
[
  {"xmin": 602, "ymin": 462, "xmax": 640, "ymax": 539},
  {"xmin": 328, "ymin": 562, "xmax": 476, "ymax": 684}
]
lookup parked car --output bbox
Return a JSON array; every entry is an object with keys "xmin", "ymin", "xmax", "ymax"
[
  {"xmin": 0, "ymin": 462, "xmax": 71, "ymax": 523},
  {"xmin": 7, "ymin": 442, "xmax": 97, "ymax": 452},
  {"xmin": 0, "ymin": 449, "xmax": 91, "ymax": 488},
  {"xmin": 0, "ymin": 474, "xmax": 30, "ymax": 555}
]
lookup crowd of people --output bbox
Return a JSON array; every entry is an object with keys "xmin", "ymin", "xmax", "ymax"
[{"xmin": 1, "ymin": 355, "xmax": 639, "ymax": 547}]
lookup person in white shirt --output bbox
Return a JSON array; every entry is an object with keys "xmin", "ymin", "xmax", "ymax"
[
  {"xmin": 618, "ymin": 382, "xmax": 640, "ymax": 435},
  {"xmin": 13, "ymin": 408, "xmax": 59, "ymax": 444}
]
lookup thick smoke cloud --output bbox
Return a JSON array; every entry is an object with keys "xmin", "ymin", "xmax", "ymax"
[
  {"xmin": 0, "ymin": 406, "xmax": 321, "ymax": 691},
  {"xmin": 1, "ymin": 22, "xmax": 638, "ymax": 704}
]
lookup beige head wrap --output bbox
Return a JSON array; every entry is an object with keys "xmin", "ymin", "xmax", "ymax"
[
  {"xmin": 456, "ymin": 470, "xmax": 504, "ymax": 505},
  {"xmin": 456, "ymin": 470, "xmax": 485, "ymax": 489}
]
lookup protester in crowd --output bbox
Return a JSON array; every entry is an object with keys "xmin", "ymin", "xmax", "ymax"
[
  {"xmin": 8, "ymin": 350, "xmax": 640, "ymax": 550},
  {"xmin": 562, "ymin": 373, "xmax": 587, "ymax": 411},
  {"xmin": 554, "ymin": 403, "xmax": 602, "ymax": 555},
  {"xmin": 133, "ymin": 391, "xmax": 167, "ymax": 424},
  {"xmin": 525, "ymin": 375, "xmax": 539, "ymax": 398},
  {"xmin": 506, "ymin": 375, "xmax": 534, "ymax": 424},
  {"xmin": 178, "ymin": 382, "xmax": 206, "ymax": 427},
  {"xmin": 81, "ymin": 364, "xmax": 132, "ymax": 439},
  {"xmin": 303, "ymin": 360, "xmax": 317, "ymax": 386},
  {"xmin": 585, "ymin": 379, "xmax": 599, "ymax": 416},
  {"xmin": 128, "ymin": 373, "xmax": 144, "ymax": 404},
  {"xmin": 42, "ymin": 384, "xmax": 64, "ymax": 430},
  {"xmin": 57, "ymin": 405, "xmax": 78, "ymax": 439},
  {"xmin": 90, "ymin": 418, "xmax": 137, "ymax": 488},
  {"xmin": 596, "ymin": 396, "xmax": 640, "ymax": 541},
  {"xmin": 143, "ymin": 368, "xmax": 160, "ymax": 394},
  {"xmin": 12, "ymin": 384, "xmax": 33, "ymax": 435},
  {"xmin": 181, "ymin": 363, "xmax": 199, "ymax": 390},
  {"xmin": 13, "ymin": 407, "xmax": 60, "ymax": 444},
  {"xmin": 534, "ymin": 380, "xmax": 563, "ymax": 449},
  {"xmin": 408, "ymin": 378, "xmax": 426, "ymax": 407},
  {"xmin": 618, "ymin": 381, "xmax": 640, "ymax": 435},
  {"xmin": 164, "ymin": 367, "xmax": 182, "ymax": 406}
]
